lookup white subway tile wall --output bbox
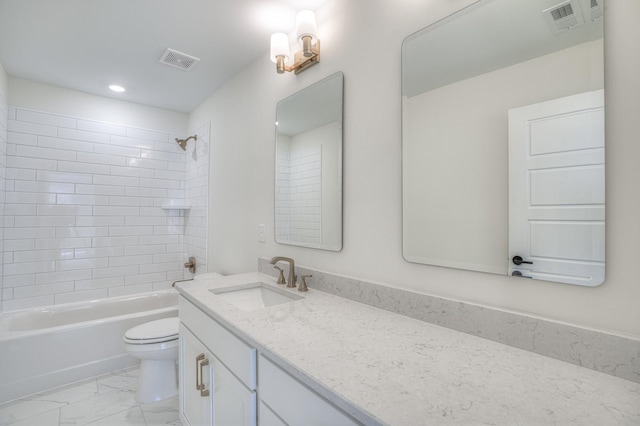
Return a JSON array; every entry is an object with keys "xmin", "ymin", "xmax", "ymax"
[
  {"xmin": 2, "ymin": 108, "xmax": 208, "ymax": 311},
  {"xmin": 289, "ymin": 146, "xmax": 322, "ymax": 245},
  {"xmin": 275, "ymin": 146, "xmax": 322, "ymax": 245},
  {"xmin": 0, "ymin": 95, "xmax": 7, "ymax": 313}
]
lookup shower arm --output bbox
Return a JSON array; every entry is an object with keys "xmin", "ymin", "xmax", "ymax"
[{"xmin": 175, "ymin": 135, "xmax": 197, "ymax": 151}]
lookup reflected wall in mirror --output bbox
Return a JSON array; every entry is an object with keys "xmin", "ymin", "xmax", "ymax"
[
  {"xmin": 275, "ymin": 72, "xmax": 343, "ymax": 251},
  {"xmin": 402, "ymin": 0, "xmax": 604, "ymax": 286}
]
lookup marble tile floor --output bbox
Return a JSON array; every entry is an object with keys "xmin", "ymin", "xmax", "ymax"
[{"xmin": 0, "ymin": 368, "xmax": 180, "ymax": 426}]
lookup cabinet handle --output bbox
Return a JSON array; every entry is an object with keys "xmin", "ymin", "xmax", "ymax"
[
  {"xmin": 199, "ymin": 358, "xmax": 210, "ymax": 397},
  {"xmin": 195, "ymin": 353, "xmax": 205, "ymax": 390}
]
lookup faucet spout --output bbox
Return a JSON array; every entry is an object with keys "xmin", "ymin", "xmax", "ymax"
[{"xmin": 269, "ymin": 256, "xmax": 296, "ymax": 288}]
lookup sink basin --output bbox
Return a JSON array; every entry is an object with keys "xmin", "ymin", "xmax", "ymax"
[{"xmin": 209, "ymin": 282, "xmax": 303, "ymax": 311}]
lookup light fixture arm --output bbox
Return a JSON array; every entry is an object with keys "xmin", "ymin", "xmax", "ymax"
[{"xmin": 275, "ymin": 39, "xmax": 320, "ymax": 75}]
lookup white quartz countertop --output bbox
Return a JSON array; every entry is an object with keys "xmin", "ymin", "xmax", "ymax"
[{"xmin": 177, "ymin": 272, "xmax": 640, "ymax": 425}]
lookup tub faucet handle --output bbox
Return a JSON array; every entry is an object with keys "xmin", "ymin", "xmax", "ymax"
[{"xmin": 273, "ymin": 266, "xmax": 286, "ymax": 285}]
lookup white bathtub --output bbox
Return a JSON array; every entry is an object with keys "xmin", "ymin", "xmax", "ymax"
[{"xmin": 0, "ymin": 290, "xmax": 178, "ymax": 403}]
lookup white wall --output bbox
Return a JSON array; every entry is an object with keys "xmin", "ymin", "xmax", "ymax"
[
  {"xmin": 315, "ymin": 122, "xmax": 341, "ymax": 249},
  {"xmin": 183, "ymin": 122, "xmax": 210, "ymax": 276},
  {"xmin": 275, "ymin": 135, "xmax": 291, "ymax": 242},
  {"xmin": 9, "ymin": 77, "xmax": 187, "ymax": 135},
  {"xmin": 0, "ymin": 62, "xmax": 8, "ymax": 313},
  {"xmin": 404, "ymin": 40, "xmax": 603, "ymax": 275},
  {"xmin": 190, "ymin": 0, "xmax": 640, "ymax": 338},
  {"xmin": 0, "ymin": 62, "xmax": 8, "ymax": 101}
]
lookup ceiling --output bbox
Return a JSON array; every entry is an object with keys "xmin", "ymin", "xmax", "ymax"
[
  {"xmin": 277, "ymin": 72, "xmax": 342, "ymax": 137},
  {"xmin": 0, "ymin": 0, "xmax": 326, "ymax": 113},
  {"xmin": 403, "ymin": 0, "xmax": 604, "ymax": 98}
]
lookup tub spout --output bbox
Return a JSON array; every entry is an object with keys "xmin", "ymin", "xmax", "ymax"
[{"xmin": 184, "ymin": 256, "xmax": 196, "ymax": 273}]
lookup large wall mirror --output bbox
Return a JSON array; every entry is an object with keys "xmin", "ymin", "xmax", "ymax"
[
  {"xmin": 275, "ymin": 72, "xmax": 343, "ymax": 251},
  {"xmin": 402, "ymin": 0, "xmax": 604, "ymax": 286}
]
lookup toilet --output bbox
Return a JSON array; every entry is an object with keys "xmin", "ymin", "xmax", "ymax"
[{"xmin": 123, "ymin": 317, "xmax": 180, "ymax": 403}]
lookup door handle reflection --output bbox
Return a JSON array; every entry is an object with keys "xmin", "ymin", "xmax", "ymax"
[{"xmin": 512, "ymin": 256, "xmax": 533, "ymax": 265}]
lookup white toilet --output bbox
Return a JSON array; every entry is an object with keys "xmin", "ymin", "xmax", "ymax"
[{"xmin": 123, "ymin": 317, "xmax": 180, "ymax": 403}]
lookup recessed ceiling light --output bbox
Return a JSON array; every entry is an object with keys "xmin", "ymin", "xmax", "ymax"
[{"xmin": 109, "ymin": 84, "xmax": 125, "ymax": 93}]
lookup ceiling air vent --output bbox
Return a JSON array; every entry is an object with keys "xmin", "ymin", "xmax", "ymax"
[
  {"xmin": 590, "ymin": 0, "xmax": 604, "ymax": 21},
  {"xmin": 543, "ymin": 0, "xmax": 585, "ymax": 33},
  {"xmin": 159, "ymin": 48, "xmax": 200, "ymax": 71}
]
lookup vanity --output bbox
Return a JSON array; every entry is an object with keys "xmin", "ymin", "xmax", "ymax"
[
  {"xmin": 176, "ymin": 272, "xmax": 640, "ymax": 425},
  {"xmin": 177, "ymin": 274, "xmax": 363, "ymax": 426}
]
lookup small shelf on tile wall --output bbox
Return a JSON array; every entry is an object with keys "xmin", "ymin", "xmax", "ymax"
[{"xmin": 161, "ymin": 203, "xmax": 192, "ymax": 210}]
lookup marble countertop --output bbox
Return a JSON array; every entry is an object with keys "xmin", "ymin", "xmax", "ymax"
[{"xmin": 177, "ymin": 272, "xmax": 640, "ymax": 425}]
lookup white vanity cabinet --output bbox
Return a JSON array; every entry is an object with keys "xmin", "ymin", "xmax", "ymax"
[
  {"xmin": 179, "ymin": 295, "xmax": 360, "ymax": 426},
  {"xmin": 258, "ymin": 355, "xmax": 360, "ymax": 426},
  {"xmin": 180, "ymin": 325, "xmax": 214, "ymax": 425},
  {"xmin": 179, "ymin": 297, "xmax": 257, "ymax": 426}
]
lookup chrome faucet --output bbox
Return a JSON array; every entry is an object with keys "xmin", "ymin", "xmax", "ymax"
[{"xmin": 269, "ymin": 256, "xmax": 296, "ymax": 288}]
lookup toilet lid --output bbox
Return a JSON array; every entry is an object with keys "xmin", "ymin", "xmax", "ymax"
[{"xmin": 124, "ymin": 317, "xmax": 179, "ymax": 344}]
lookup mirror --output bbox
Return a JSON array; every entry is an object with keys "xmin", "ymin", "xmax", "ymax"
[
  {"xmin": 275, "ymin": 72, "xmax": 343, "ymax": 251},
  {"xmin": 402, "ymin": 0, "xmax": 604, "ymax": 286}
]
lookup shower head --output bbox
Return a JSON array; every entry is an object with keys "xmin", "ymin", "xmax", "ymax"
[{"xmin": 175, "ymin": 135, "xmax": 197, "ymax": 151}]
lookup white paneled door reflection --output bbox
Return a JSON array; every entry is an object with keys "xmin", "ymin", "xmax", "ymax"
[{"xmin": 508, "ymin": 90, "xmax": 605, "ymax": 286}]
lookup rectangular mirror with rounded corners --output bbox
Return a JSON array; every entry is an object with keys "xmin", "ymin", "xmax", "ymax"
[
  {"xmin": 402, "ymin": 0, "xmax": 604, "ymax": 286},
  {"xmin": 275, "ymin": 72, "xmax": 343, "ymax": 251}
]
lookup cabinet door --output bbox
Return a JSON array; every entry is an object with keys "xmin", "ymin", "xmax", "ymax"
[
  {"xmin": 260, "ymin": 401, "xmax": 287, "ymax": 426},
  {"xmin": 180, "ymin": 325, "xmax": 213, "ymax": 426},
  {"xmin": 259, "ymin": 356, "xmax": 360, "ymax": 426},
  {"xmin": 181, "ymin": 323, "xmax": 257, "ymax": 426},
  {"xmin": 210, "ymin": 353, "xmax": 257, "ymax": 426},
  {"xmin": 180, "ymin": 297, "xmax": 257, "ymax": 389}
]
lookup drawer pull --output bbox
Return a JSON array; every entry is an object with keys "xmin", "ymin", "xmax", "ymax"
[
  {"xmin": 195, "ymin": 353, "xmax": 205, "ymax": 390},
  {"xmin": 199, "ymin": 358, "xmax": 210, "ymax": 397}
]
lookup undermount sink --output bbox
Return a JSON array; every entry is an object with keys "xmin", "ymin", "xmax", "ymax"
[{"xmin": 209, "ymin": 282, "xmax": 303, "ymax": 311}]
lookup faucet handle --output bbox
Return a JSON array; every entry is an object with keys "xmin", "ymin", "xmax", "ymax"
[
  {"xmin": 273, "ymin": 266, "xmax": 286, "ymax": 285},
  {"xmin": 298, "ymin": 275, "xmax": 312, "ymax": 292}
]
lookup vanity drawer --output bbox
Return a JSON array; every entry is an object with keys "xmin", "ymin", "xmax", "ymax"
[
  {"xmin": 179, "ymin": 296, "xmax": 256, "ymax": 390},
  {"xmin": 259, "ymin": 355, "xmax": 360, "ymax": 426}
]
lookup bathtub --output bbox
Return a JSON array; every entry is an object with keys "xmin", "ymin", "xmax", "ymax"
[{"xmin": 0, "ymin": 290, "xmax": 178, "ymax": 403}]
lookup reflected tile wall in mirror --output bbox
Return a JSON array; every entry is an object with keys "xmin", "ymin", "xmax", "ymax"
[{"xmin": 275, "ymin": 72, "xmax": 344, "ymax": 251}]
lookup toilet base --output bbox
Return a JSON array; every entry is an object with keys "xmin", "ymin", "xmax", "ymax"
[{"xmin": 136, "ymin": 359, "xmax": 178, "ymax": 403}]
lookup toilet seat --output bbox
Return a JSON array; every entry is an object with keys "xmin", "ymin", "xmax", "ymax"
[{"xmin": 124, "ymin": 317, "xmax": 179, "ymax": 345}]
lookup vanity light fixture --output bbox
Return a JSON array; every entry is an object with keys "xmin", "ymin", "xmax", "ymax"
[{"xmin": 270, "ymin": 10, "xmax": 320, "ymax": 75}]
